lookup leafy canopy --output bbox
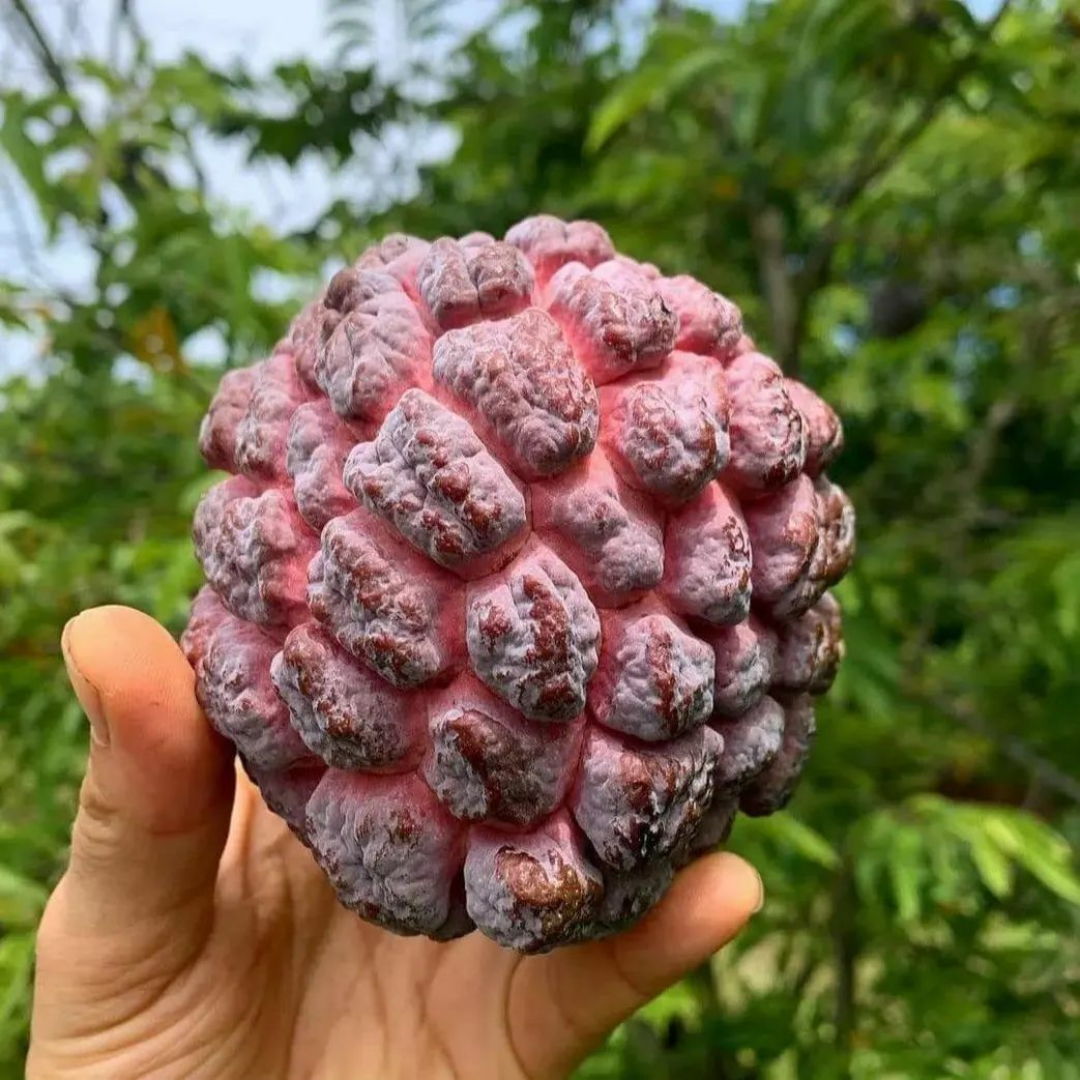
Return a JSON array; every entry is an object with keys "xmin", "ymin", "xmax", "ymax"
[{"xmin": 2, "ymin": 0, "xmax": 1079, "ymax": 1076}]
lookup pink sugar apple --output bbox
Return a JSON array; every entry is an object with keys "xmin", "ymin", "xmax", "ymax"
[{"xmin": 183, "ymin": 214, "xmax": 854, "ymax": 952}]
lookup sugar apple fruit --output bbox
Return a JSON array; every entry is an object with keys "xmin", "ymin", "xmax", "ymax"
[{"xmin": 182, "ymin": 215, "xmax": 855, "ymax": 952}]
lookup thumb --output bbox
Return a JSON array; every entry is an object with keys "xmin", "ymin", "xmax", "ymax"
[
  {"xmin": 50, "ymin": 605, "xmax": 234, "ymax": 941},
  {"xmin": 509, "ymin": 852, "xmax": 763, "ymax": 1080}
]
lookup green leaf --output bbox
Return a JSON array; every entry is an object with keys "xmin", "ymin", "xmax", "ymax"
[
  {"xmin": 75, "ymin": 58, "xmax": 127, "ymax": 93},
  {"xmin": 0, "ymin": 933, "xmax": 34, "ymax": 1030},
  {"xmin": 585, "ymin": 46, "xmax": 728, "ymax": 153},
  {"xmin": 957, "ymin": 823, "xmax": 1015, "ymax": 900},
  {"xmin": 0, "ymin": 93, "xmax": 55, "ymax": 224},
  {"xmin": 988, "ymin": 813, "xmax": 1080, "ymax": 907},
  {"xmin": 0, "ymin": 866, "xmax": 48, "ymax": 928},
  {"xmin": 634, "ymin": 981, "xmax": 702, "ymax": 1031},
  {"xmin": 888, "ymin": 826, "xmax": 926, "ymax": 923},
  {"xmin": 755, "ymin": 813, "xmax": 841, "ymax": 869}
]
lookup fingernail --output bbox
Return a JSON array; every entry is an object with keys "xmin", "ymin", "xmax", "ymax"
[
  {"xmin": 752, "ymin": 867, "xmax": 765, "ymax": 914},
  {"xmin": 62, "ymin": 617, "xmax": 110, "ymax": 748}
]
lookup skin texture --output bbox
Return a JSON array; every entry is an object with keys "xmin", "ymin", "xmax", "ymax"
[
  {"xmin": 29, "ymin": 605, "xmax": 763, "ymax": 1080},
  {"xmin": 184, "ymin": 217, "xmax": 854, "ymax": 950}
]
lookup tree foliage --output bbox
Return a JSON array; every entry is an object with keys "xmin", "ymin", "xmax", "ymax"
[{"xmin": 2, "ymin": 0, "xmax": 1079, "ymax": 1075}]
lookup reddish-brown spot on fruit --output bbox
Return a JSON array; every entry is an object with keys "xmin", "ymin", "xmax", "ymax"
[
  {"xmin": 744, "ymin": 474, "xmax": 825, "ymax": 619},
  {"xmin": 309, "ymin": 510, "xmax": 463, "ymax": 688},
  {"xmin": 656, "ymin": 275, "xmax": 743, "ymax": 360},
  {"xmin": 532, "ymin": 449, "xmax": 665, "ymax": 608},
  {"xmin": 724, "ymin": 351, "xmax": 806, "ymax": 494},
  {"xmin": 601, "ymin": 350, "xmax": 731, "ymax": 506},
  {"xmin": 344, "ymin": 389, "xmax": 528, "ymax": 577},
  {"xmin": 545, "ymin": 259, "xmax": 677, "ymax": 385},
  {"xmin": 660, "ymin": 482, "xmax": 751, "ymax": 625},
  {"xmin": 773, "ymin": 593, "xmax": 844, "ymax": 696},
  {"xmin": 316, "ymin": 270, "xmax": 434, "ymax": 423},
  {"xmin": 425, "ymin": 674, "xmax": 583, "ymax": 828},
  {"xmin": 465, "ymin": 814, "xmax": 602, "ymax": 951},
  {"xmin": 787, "ymin": 380, "xmax": 843, "ymax": 476},
  {"xmin": 273, "ymin": 621, "xmax": 425, "ymax": 770},
  {"xmin": 417, "ymin": 237, "xmax": 535, "ymax": 329},
  {"xmin": 504, "ymin": 215, "xmax": 615, "ymax": 287},
  {"xmin": 815, "ymin": 475, "xmax": 856, "ymax": 585},
  {"xmin": 572, "ymin": 724, "xmax": 722, "ymax": 871},
  {"xmin": 588, "ymin": 600, "xmax": 714, "ymax": 741},
  {"xmin": 433, "ymin": 308, "xmax": 598, "ymax": 479},
  {"xmin": 466, "ymin": 539, "xmax": 599, "ymax": 721}
]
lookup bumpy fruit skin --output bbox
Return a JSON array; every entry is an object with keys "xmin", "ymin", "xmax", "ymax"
[{"xmin": 183, "ymin": 215, "xmax": 855, "ymax": 952}]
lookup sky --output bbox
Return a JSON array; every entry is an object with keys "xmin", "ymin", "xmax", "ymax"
[
  {"xmin": 0, "ymin": 1, "xmax": 316, "ymax": 374},
  {"xmin": 0, "ymin": 0, "xmax": 532, "ymax": 375},
  {"xmin": 0, "ymin": 0, "xmax": 999, "ymax": 378}
]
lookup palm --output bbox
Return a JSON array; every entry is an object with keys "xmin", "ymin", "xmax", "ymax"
[{"xmin": 198, "ymin": 774, "xmax": 536, "ymax": 1080}]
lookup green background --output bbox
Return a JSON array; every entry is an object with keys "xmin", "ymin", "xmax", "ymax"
[{"xmin": 2, "ymin": 1, "xmax": 1080, "ymax": 1076}]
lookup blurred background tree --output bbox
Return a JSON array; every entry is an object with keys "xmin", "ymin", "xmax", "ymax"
[{"xmin": 2, "ymin": 0, "xmax": 1080, "ymax": 1076}]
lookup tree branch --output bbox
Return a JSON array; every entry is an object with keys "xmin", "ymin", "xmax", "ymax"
[
  {"xmin": 799, "ymin": 0, "xmax": 1016, "ymax": 297},
  {"xmin": 750, "ymin": 206, "xmax": 803, "ymax": 372},
  {"xmin": 8, "ymin": 0, "xmax": 170, "ymax": 212},
  {"xmin": 830, "ymin": 855, "xmax": 858, "ymax": 1062},
  {"xmin": 936, "ymin": 696, "xmax": 1080, "ymax": 807},
  {"xmin": 744, "ymin": 0, "xmax": 1018, "ymax": 375},
  {"xmin": 108, "ymin": 0, "xmax": 126, "ymax": 68},
  {"xmin": 6, "ymin": 0, "xmax": 73, "ymax": 94}
]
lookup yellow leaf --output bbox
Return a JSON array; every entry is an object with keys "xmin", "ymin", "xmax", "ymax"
[
  {"xmin": 128, "ymin": 306, "xmax": 186, "ymax": 373},
  {"xmin": 711, "ymin": 175, "xmax": 740, "ymax": 200}
]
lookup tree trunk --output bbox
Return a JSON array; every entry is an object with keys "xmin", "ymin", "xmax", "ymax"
[{"xmin": 750, "ymin": 206, "xmax": 804, "ymax": 374}]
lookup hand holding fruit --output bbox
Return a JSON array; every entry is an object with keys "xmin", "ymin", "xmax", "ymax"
[
  {"xmin": 31, "ymin": 215, "xmax": 853, "ymax": 1078},
  {"xmin": 28, "ymin": 606, "xmax": 761, "ymax": 1080}
]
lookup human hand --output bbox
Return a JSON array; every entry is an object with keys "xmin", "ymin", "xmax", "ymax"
[{"xmin": 29, "ymin": 605, "xmax": 762, "ymax": 1080}]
